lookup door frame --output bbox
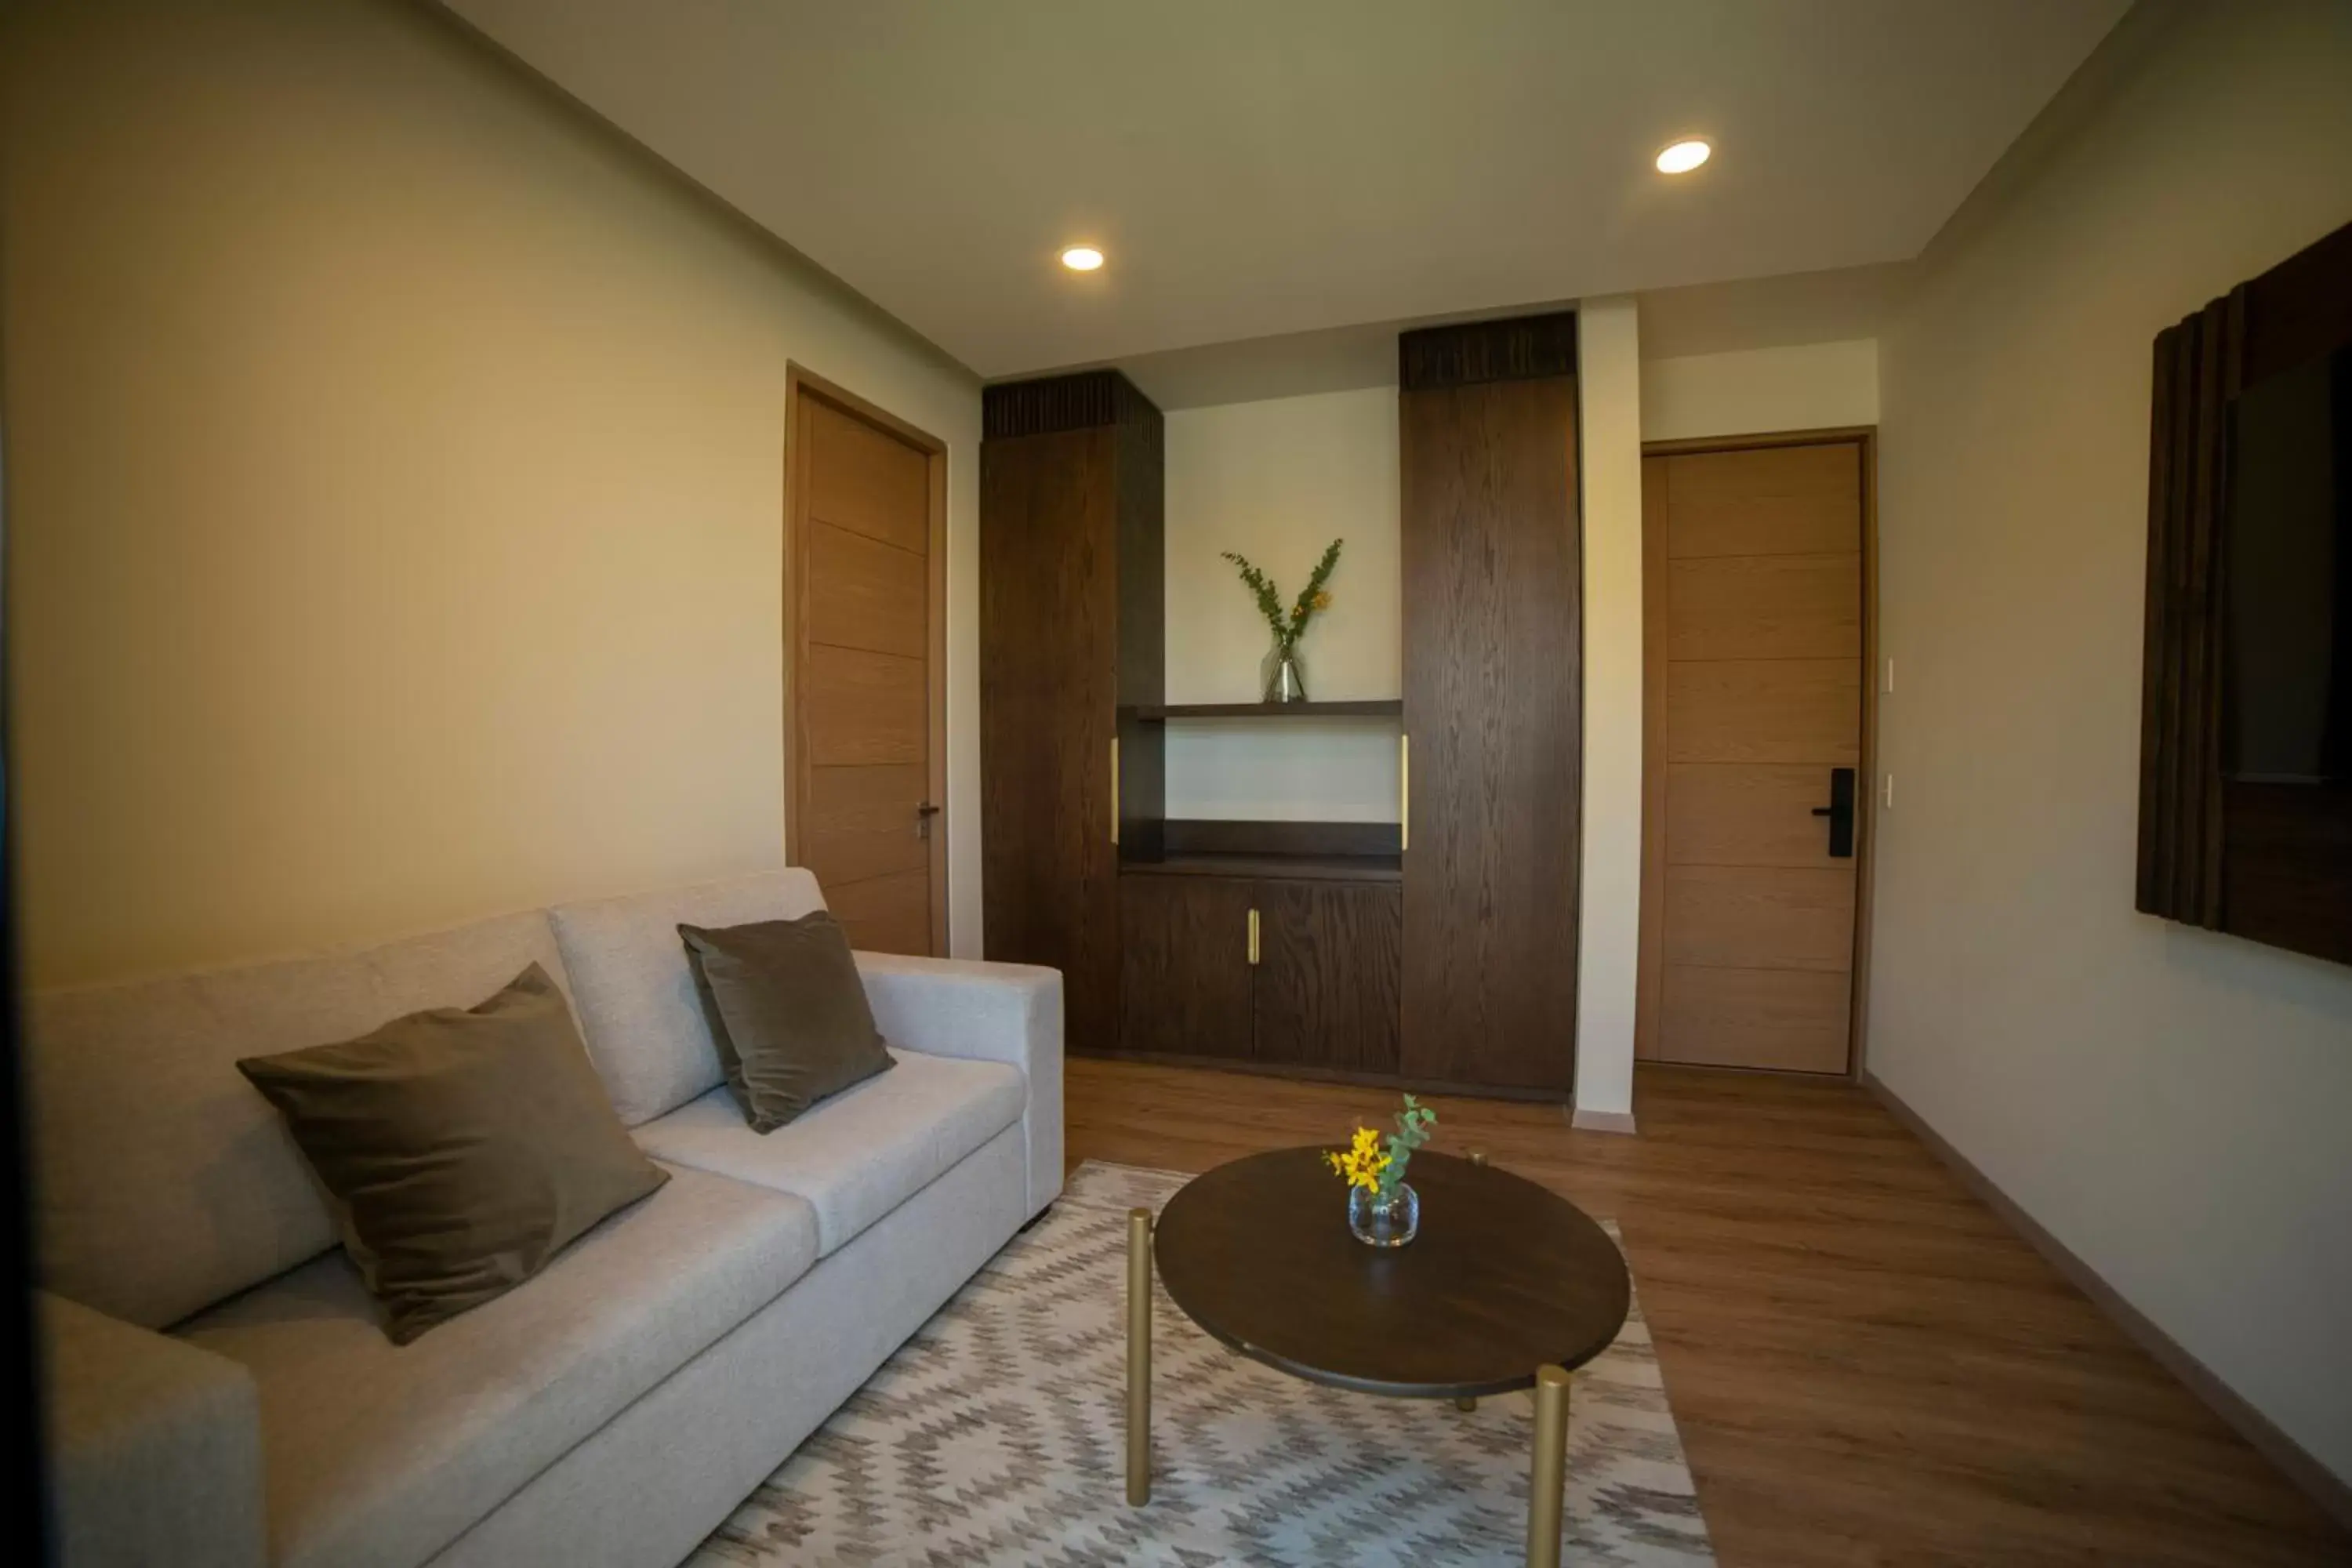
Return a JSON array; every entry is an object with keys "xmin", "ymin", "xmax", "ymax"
[
  {"xmin": 782, "ymin": 363, "xmax": 952, "ymax": 955},
  {"xmin": 1634, "ymin": 425, "xmax": 1879, "ymax": 1080}
]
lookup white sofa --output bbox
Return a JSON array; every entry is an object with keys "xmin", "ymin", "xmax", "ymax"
[{"xmin": 28, "ymin": 869, "xmax": 1063, "ymax": 1568}]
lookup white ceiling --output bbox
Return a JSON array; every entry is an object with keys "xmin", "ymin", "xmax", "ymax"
[{"xmin": 445, "ymin": 0, "xmax": 2125, "ymax": 382}]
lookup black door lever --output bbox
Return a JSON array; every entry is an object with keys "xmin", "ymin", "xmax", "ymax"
[{"xmin": 1811, "ymin": 768, "xmax": 1856, "ymax": 858}]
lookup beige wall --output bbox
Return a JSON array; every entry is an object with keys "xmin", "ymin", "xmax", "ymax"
[
  {"xmin": 1640, "ymin": 338, "xmax": 1878, "ymax": 443},
  {"xmin": 1872, "ymin": 0, "xmax": 2352, "ymax": 1482},
  {"xmin": 1573, "ymin": 296, "xmax": 1643, "ymax": 1123},
  {"xmin": 1162, "ymin": 387, "xmax": 1402, "ymax": 821},
  {"xmin": 1, "ymin": 0, "xmax": 984, "ymax": 987}
]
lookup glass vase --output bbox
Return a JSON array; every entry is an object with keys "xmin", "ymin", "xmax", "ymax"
[
  {"xmin": 1347, "ymin": 1181, "xmax": 1419, "ymax": 1248},
  {"xmin": 1261, "ymin": 644, "xmax": 1308, "ymax": 703}
]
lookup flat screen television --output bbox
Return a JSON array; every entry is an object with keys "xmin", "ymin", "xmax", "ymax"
[{"xmin": 2224, "ymin": 343, "xmax": 2352, "ymax": 786}]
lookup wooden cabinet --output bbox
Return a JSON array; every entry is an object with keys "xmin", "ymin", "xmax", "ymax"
[
  {"xmin": 979, "ymin": 372, "xmax": 1163, "ymax": 1054},
  {"xmin": 1116, "ymin": 870, "xmax": 1402, "ymax": 1075},
  {"xmin": 1398, "ymin": 314, "xmax": 1583, "ymax": 1095},
  {"xmin": 1118, "ymin": 877, "xmax": 1254, "ymax": 1060},
  {"xmin": 1254, "ymin": 879, "xmax": 1403, "ymax": 1075}
]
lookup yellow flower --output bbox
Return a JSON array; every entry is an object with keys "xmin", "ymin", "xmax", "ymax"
[
  {"xmin": 1327, "ymin": 1126, "xmax": 1390, "ymax": 1192},
  {"xmin": 1311, "ymin": 590, "xmax": 1333, "ymax": 611}
]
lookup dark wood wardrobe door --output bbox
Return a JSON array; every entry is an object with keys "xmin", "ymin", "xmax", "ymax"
[
  {"xmin": 1119, "ymin": 876, "xmax": 1254, "ymax": 1060},
  {"xmin": 1253, "ymin": 879, "xmax": 1402, "ymax": 1075},
  {"xmin": 1399, "ymin": 365, "xmax": 1582, "ymax": 1094},
  {"xmin": 980, "ymin": 426, "xmax": 1121, "ymax": 1051}
]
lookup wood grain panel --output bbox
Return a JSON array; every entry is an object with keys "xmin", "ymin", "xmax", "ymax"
[
  {"xmin": 807, "ymin": 520, "xmax": 924, "ymax": 659},
  {"xmin": 799, "ymin": 763, "xmax": 927, "ymax": 890},
  {"xmin": 1664, "ymin": 660, "xmax": 1860, "ymax": 764},
  {"xmin": 1667, "ymin": 764, "xmax": 1846, "ymax": 867},
  {"xmin": 808, "ymin": 398, "xmax": 928, "ymax": 553},
  {"xmin": 804, "ymin": 644, "xmax": 923, "ymax": 766},
  {"xmin": 788, "ymin": 374, "xmax": 946, "ymax": 956},
  {"xmin": 1067, "ymin": 1058, "xmax": 2352, "ymax": 1564},
  {"xmin": 1118, "ymin": 875, "xmax": 1254, "ymax": 1060},
  {"xmin": 1399, "ymin": 368, "xmax": 1581, "ymax": 1095},
  {"xmin": 1253, "ymin": 880, "xmax": 1402, "ymax": 1076},
  {"xmin": 1664, "ymin": 866, "xmax": 1855, "ymax": 972},
  {"xmin": 1398, "ymin": 311, "xmax": 1578, "ymax": 391},
  {"xmin": 1663, "ymin": 444, "xmax": 1862, "ymax": 559},
  {"xmin": 1659, "ymin": 964, "xmax": 1853, "ymax": 1073},
  {"xmin": 825, "ymin": 866, "xmax": 931, "ymax": 956},
  {"xmin": 981, "ymin": 424, "xmax": 1122, "ymax": 1051},
  {"xmin": 1636, "ymin": 457, "xmax": 1673, "ymax": 1064},
  {"xmin": 1667, "ymin": 554, "xmax": 1861, "ymax": 661}
]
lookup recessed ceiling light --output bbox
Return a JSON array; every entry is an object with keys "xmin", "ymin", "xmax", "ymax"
[
  {"xmin": 1655, "ymin": 140, "xmax": 1711, "ymax": 175},
  {"xmin": 1060, "ymin": 245, "xmax": 1105, "ymax": 272}
]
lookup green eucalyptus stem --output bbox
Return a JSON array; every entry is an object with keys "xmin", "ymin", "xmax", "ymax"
[
  {"xmin": 1221, "ymin": 538, "xmax": 1345, "ymax": 652},
  {"xmin": 1377, "ymin": 1093, "xmax": 1436, "ymax": 1199}
]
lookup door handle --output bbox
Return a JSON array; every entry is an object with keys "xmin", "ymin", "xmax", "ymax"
[
  {"xmin": 1399, "ymin": 733, "xmax": 1410, "ymax": 853},
  {"xmin": 1109, "ymin": 737, "xmax": 1120, "ymax": 847},
  {"xmin": 1810, "ymin": 767, "xmax": 1857, "ymax": 858},
  {"xmin": 1247, "ymin": 907, "xmax": 1260, "ymax": 966},
  {"xmin": 915, "ymin": 801, "xmax": 939, "ymax": 840}
]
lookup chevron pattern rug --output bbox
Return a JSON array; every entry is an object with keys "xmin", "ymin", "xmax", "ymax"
[{"xmin": 691, "ymin": 1160, "xmax": 1714, "ymax": 1566}]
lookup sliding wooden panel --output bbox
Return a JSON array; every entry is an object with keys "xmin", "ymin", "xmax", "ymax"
[
  {"xmin": 1397, "ymin": 314, "xmax": 1581, "ymax": 1095},
  {"xmin": 2136, "ymin": 292, "xmax": 2238, "ymax": 929},
  {"xmin": 2136, "ymin": 215, "xmax": 2352, "ymax": 967}
]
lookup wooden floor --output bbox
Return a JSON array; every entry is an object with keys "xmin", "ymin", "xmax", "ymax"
[{"xmin": 1067, "ymin": 1057, "xmax": 2349, "ymax": 1566}]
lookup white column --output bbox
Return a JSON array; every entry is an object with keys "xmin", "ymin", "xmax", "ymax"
[{"xmin": 1572, "ymin": 296, "xmax": 1642, "ymax": 1131}]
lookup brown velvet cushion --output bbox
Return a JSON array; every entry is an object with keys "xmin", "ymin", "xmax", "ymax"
[
  {"xmin": 678, "ymin": 912, "xmax": 894, "ymax": 1133},
  {"xmin": 236, "ymin": 963, "xmax": 668, "ymax": 1344}
]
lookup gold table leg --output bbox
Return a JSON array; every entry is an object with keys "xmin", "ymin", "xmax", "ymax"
[
  {"xmin": 1455, "ymin": 1396, "xmax": 1478, "ymax": 1412},
  {"xmin": 1126, "ymin": 1207, "xmax": 1152, "ymax": 1506},
  {"xmin": 1526, "ymin": 1363, "xmax": 1571, "ymax": 1568}
]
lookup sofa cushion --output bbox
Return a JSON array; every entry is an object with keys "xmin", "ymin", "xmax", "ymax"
[
  {"xmin": 681, "ymin": 913, "xmax": 894, "ymax": 1131},
  {"xmin": 237, "ymin": 964, "xmax": 670, "ymax": 1345},
  {"xmin": 178, "ymin": 1165, "xmax": 817, "ymax": 1568},
  {"xmin": 632, "ymin": 1049, "xmax": 1025, "ymax": 1256},
  {"xmin": 28, "ymin": 910, "xmax": 578, "ymax": 1330},
  {"xmin": 550, "ymin": 869, "xmax": 828, "ymax": 1127}
]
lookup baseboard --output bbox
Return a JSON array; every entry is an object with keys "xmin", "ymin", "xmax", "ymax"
[
  {"xmin": 1864, "ymin": 1069, "xmax": 2352, "ymax": 1531},
  {"xmin": 1066, "ymin": 1046, "xmax": 1574, "ymax": 1105},
  {"xmin": 1569, "ymin": 1105, "xmax": 1638, "ymax": 1135}
]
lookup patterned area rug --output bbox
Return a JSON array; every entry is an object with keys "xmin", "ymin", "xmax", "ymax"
[{"xmin": 692, "ymin": 1160, "xmax": 1714, "ymax": 1566}]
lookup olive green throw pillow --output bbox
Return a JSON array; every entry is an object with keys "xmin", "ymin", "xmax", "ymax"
[
  {"xmin": 678, "ymin": 913, "xmax": 894, "ymax": 1133},
  {"xmin": 236, "ymin": 963, "xmax": 668, "ymax": 1345}
]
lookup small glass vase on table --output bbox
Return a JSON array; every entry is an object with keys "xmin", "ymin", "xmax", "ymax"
[{"xmin": 1327, "ymin": 1094, "xmax": 1437, "ymax": 1248}]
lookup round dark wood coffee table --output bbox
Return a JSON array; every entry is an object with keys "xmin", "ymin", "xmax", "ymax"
[{"xmin": 1122, "ymin": 1147, "xmax": 1630, "ymax": 1568}]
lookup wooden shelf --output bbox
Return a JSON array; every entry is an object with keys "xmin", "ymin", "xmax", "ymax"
[
  {"xmin": 1125, "ymin": 699, "xmax": 1403, "ymax": 720},
  {"xmin": 1121, "ymin": 851, "xmax": 1402, "ymax": 884}
]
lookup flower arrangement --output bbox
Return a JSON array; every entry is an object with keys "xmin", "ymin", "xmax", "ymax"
[
  {"xmin": 1324, "ymin": 1093, "xmax": 1437, "ymax": 1200},
  {"xmin": 1221, "ymin": 538, "xmax": 1344, "ymax": 662}
]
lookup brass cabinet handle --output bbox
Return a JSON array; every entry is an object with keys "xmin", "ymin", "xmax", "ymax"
[
  {"xmin": 1399, "ymin": 732, "xmax": 1410, "ymax": 853},
  {"xmin": 1247, "ymin": 907, "xmax": 1260, "ymax": 966},
  {"xmin": 1109, "ymin": 736, "xmax": 1120, "ymax": 846}
]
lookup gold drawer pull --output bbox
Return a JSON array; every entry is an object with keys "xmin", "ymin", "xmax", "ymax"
[
  {"xmin": 1110, "ymin": 736, "xmax": 1120, "ymax": 846},
  {"xmin": 1247, "ymin": 907, "xmax": 1261, "ymax": 966},
  {"xmin": 1399, "ymin": 732, "xmax": 1410, "ymax": 852}
]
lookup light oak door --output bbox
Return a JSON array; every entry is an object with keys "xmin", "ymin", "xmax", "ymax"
[
  {"xmin": 1638, "ymin": 440, "xmax": 1865, "ymax": 1073},
  {"xmin": 789, "ymin": 381, "xmax": 946, "ymax": 955}
]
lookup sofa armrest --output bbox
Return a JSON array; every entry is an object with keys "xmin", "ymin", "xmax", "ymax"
[
  {"xmin": 853, "ymin": 953, "xmax": 1063, "ymax": 1215},
  {"xmin": 39, "ymin": 1290, "xmax": 265, "ymax": 1568}
]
